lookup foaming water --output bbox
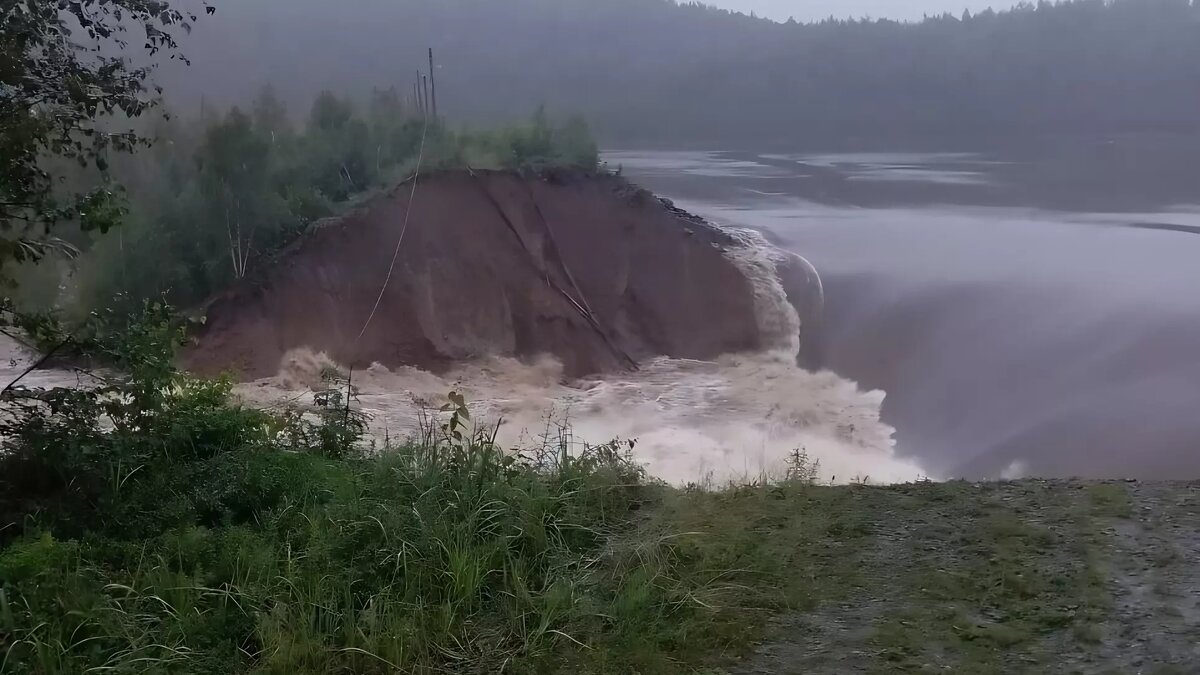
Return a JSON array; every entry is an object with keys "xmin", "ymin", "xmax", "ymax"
[
  {"xmin": 0, "ymin": 230, "xmax": 927, "ymax": 486},
  {"xmin": 237, "ymin": 231, "xmax": 925, "ymax": 486},
  {"xmin": 237, "ymin": 227, "xmax": 922, "ymax": 485},
  {"xmin": 239, "ymin": 349, "xmax": 922, "ymax": 485},
  {"xmin": 723, "ymin": 227, "xmax": 803, "ymax": 357},
  {"xmin": 0, "ymin": 337, "xmax": 97, "ymax": 391}
]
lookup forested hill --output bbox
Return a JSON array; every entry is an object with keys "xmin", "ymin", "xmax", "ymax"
[{"xmin": 165, "ymin": 0, "xmax": 1200, "ymax": 144}]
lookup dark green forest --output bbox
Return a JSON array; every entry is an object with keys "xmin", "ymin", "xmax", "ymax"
[{"xmin": 161, "ymin": 0, "xmax": 1200, "ymax": 144}]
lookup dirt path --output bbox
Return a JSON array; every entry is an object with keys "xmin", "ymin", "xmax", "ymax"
[
  {"xmin": 724, "ymin": 481, "xmax": 1200, "ymax": 674},
  {"xmin": 1090, "ymin": 483, "xmax": 1200, "ymax": 673}
]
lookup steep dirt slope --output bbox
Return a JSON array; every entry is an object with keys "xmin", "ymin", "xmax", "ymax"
[{"xmin": 185, "ymin": 170, "xmax": 771, "ymax": 379}]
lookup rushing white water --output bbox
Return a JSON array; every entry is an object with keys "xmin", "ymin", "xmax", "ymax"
[
  {"xmin": 236, "ymin": 233, "xmax": 926, "ymax": 486},
  {"xmin": 0, "ymin": 235, "xmax": 927, "ymax": 486},
  {"xmin": 723, "ymin": 226, "xmax": 803, "ymax": 358},
  {"xmin": 238, "ymin": 348, "xmax": 922, "ymax": 485},
  {"xmin": 0, "ymin": 340, "xmax": 97, "ymax": 391}
]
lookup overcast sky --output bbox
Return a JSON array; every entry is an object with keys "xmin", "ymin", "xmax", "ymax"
[{"xmin": 715, "ymin": 0, "xmax": 1017, "ymax": 22}]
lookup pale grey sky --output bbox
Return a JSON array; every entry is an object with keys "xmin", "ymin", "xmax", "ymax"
[{"xmin": 714, "ymin": 0, "xmax": 1017, "ymax": 22}]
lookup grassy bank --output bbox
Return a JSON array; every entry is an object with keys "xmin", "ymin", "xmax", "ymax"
[{"xmin": 2, "ymin": 313, "xmax": 1198, "ymax": 673}]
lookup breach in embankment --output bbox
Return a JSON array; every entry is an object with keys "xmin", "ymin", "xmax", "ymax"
[
  {"xmin": 185, "ymin": 169, "xmax": 920, "ymax": 484},
  {"xmin": 185, "ymin": 169, "xmax": 819, "ymax": 378}
]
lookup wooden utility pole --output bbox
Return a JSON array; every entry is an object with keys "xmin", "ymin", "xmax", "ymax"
[
  {"xmin": 428, "ymin": 47, "xmax": 438, "ymax": 119},
  {"xmin": 415, "ymin": 72, "xmax": 425, "ymax": 116},
  {"xmin": 422, "ymin": 75, "xmax": 429, "ymax": 119}
]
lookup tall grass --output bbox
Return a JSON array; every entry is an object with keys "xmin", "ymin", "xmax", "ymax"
[{"xmin": 1, "ymin": 419, "xmax": 637, "ymax": 671}]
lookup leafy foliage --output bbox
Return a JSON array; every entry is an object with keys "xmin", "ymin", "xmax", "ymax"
[
  {"xmin": 0, "ymin": 0, "xmax": 211, "ymax": 282},
  {"xmin": 0, "ymin": 300, "xmax": 265, "ymax": 539}
]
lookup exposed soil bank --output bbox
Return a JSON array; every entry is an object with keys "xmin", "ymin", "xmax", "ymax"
[
  {"xmin": 178, "ymin": 169, "xmax": 905, "ymax": 484},
  {"xmin": 185, "ymin": 170, "xmax": 782, "ymax": 379}
]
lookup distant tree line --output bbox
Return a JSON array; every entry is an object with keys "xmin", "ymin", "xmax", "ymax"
[
  {"xmin": 653, "ymin": 0, "xmax": 1200, "ymax": 143},
  {"xmin": 161, "ymin": 0, "xmax": 1200, "ymax": 144}
]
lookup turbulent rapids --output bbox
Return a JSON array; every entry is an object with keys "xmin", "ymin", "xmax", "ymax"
[{"xmin": 6, "ymin": 170, "xmax": 927, "ymax": 484}]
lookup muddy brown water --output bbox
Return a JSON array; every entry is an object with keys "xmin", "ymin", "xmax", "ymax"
[
  {"xmin": 12, "ymin": 138, "xmax": 1199, "ymax": 483},
  {"xmin": 0, "ymin": 172, "xmax": 922, "ymax": 485},
  {"xmin": 608, "ymin": 137, "xmax": 1200, "ymax": 480}
]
